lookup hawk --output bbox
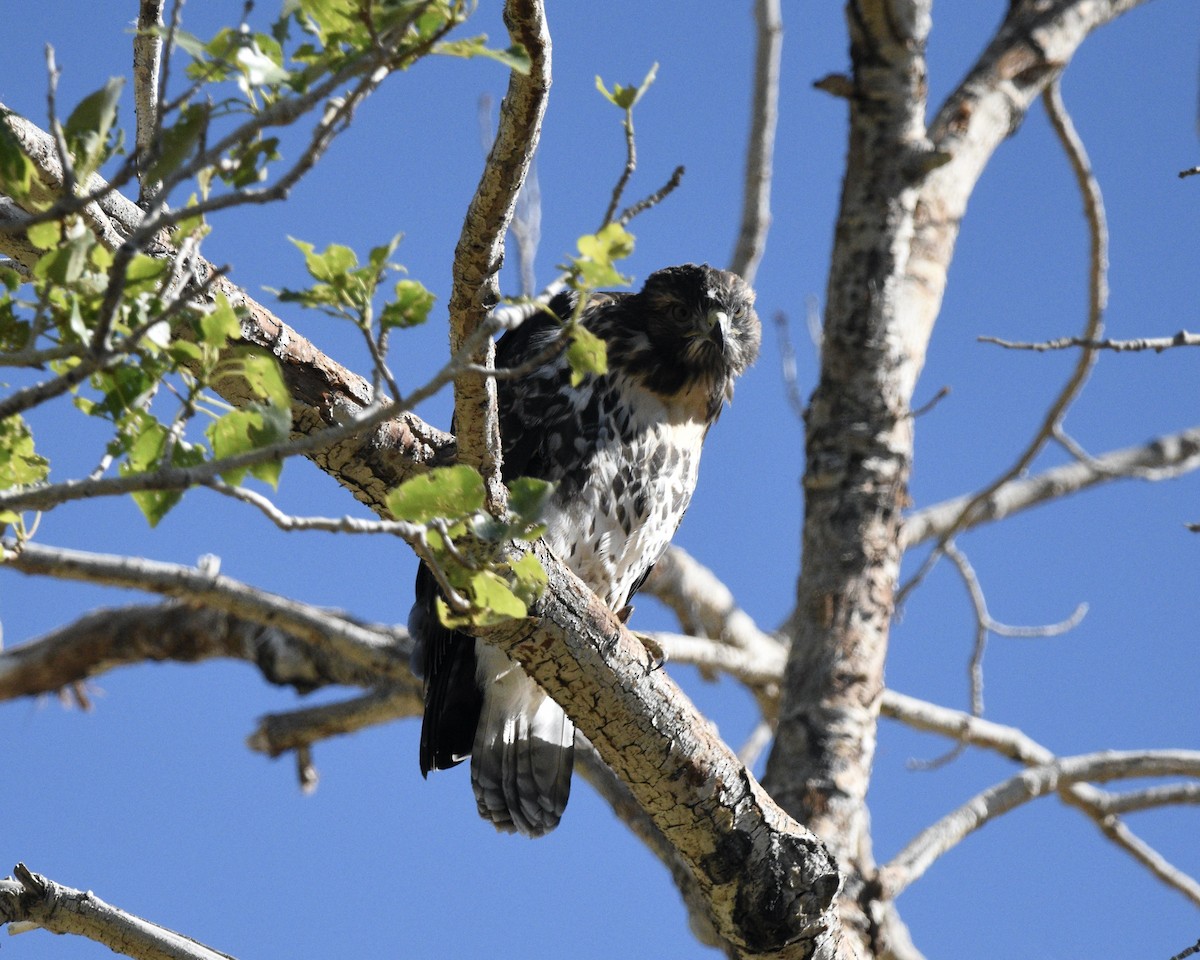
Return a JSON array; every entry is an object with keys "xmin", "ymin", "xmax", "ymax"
[{"xmin": 410, "ymin": 263, "xmax": 761, "ymax": 837}]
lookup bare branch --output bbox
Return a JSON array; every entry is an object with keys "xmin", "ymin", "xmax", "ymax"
[
  {"xmin": 942, "ymin": 539, "xmax": 1086, "ymax": 720},
  {"xmin": 448, "ymin": 0, "xmax": 550, "ymax": 510},
  {"xmin": 247, "ymin": 686, "xmax": 421, "ymax": 758},
  {"xmin": 1, "ymin": 863, "xmax": 237, "ymax": 960},
  {"xmin": 897, "ymin": 75, "xmax": 1110, "ymax": 605},
  {"xmin": 877, "ymin": 750, "xmax": 1200, "ymax": 900},
  {"xmin": 133, "ymin": 0, "xmax": 165, "ymax": 203},
  {"xmin": 614, "ymin": 163, "xmax": 685, "ymax": 228},
  {"xmin": 901, "ymin": 426, "xmax": 1200, "ymax": 549},
  {"xmin": 881, "ymin": 691, "xmax": 1200, "ymax": 906},
  {"xmin": 730, "ymin": 0, "xmax": 782, "ymax": 285},
  {"xmin": 0, "ymin": 603, "xmax": 395, "ymax": 701},
  {"xmin": 980, "ymin": 330, "xmax": 1200, "ymax": 352},
  {"xmin": 1, "ymin": 539, "xmax": 410, "ymax": 680}
]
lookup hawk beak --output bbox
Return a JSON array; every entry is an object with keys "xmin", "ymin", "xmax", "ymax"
[{"xmin": 704, "ymin": 309, "xmax": 729, "ymax": 347}]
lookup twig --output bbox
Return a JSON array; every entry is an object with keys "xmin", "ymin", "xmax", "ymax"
[
  {"xmin": 944, "ymin": 539, "xmax": 1087, "ymax": 717},
  {"xmin": 980, "ymin": 330, "xmax": 1200, "ymax": 352},
  {"xmin": 897, "ymin": 76, "xmax": 1109, "ymax": 606},
  {"xmin": 1169, "ymin": 940, "xmax": 1200, "ymax": 960},
  {"xmin": 0, "ymin": 863, "xmax": 238, "ymax": 960},
  {"xmin": 614, "ymin": 164, "xmax": 685, "ymax": 227},
  {"xmin": 729, "ymin": 0, "xmax": 782, "ymax": 285}
]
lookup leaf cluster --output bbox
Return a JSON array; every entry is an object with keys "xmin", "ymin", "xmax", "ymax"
[{"xmin": 386, "ymin": 466, "xmax": 552, "ymax": 627}]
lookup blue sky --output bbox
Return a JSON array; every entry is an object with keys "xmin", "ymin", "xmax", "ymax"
[{"xmin": 3, "ymin": 2, "xmax": 1199, "ymax": 958}]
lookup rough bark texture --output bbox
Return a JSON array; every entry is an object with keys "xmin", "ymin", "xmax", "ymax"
[
  {"xmin": 476, "ymin": 541, "xmax": 845, "ymax": 959},
  {"xmin": 764, "ymin": 8, "xmax": 934, "ymax": 952},
  {"xmin": 764, "ymin": 1, "xmax": 1147, "ymax": 955}
]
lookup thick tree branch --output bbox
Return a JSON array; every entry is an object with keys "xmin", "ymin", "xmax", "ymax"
[
  {"xmin": 472, "ymin": 540, "xmax": 844, "ymax": 959},
  {"xmin": 0, "ymin": 863, "xmax": 236, "ymax": 960},
  {"xmin": 448, "ymin": 0, "xmax": 550, "ymax": 509}
]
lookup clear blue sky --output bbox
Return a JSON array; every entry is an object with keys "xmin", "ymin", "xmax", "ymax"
[{"xmin": 3, "ymin": 2, "xmax": 1198, "ymax": 958}]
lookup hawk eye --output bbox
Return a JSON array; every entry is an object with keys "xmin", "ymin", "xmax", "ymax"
[
  {"xmin": 669, "ymin": 303, "xmax": 690, "ymax": 322},
  {"xmin": 732, "ymin": 304, "xmax": 746, "ymax": 319}
]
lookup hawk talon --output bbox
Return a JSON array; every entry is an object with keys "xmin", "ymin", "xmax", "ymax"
[{"xmin": 632, "ymin": 630, "xmax": 667, "ymax": 673}]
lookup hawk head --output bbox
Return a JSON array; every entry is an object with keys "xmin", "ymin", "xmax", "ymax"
[{"xmin": 608, "ymin": 263, "xmax": 761, "ymax": 418}]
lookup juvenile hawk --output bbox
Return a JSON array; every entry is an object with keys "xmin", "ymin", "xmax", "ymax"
[{"xmin": 410, "ymin": 263, "xmax": 761, "ymax": 837}]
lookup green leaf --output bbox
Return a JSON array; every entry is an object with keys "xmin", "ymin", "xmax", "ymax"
[
  {"xmin": 26, "ymin": 220, "xmax": 60, "ymax": 251},
  {"xmin": 573, "ymin": 222, "xmax": 634, "ymax": 289},
  {"xmin": 367, "ymin": 234, "xmax": 403, "ymax": 273},
  {"xmin": 206, "ymin": 404, "xmax": 290, "ymax": 486},
  {"xmin": 147, "ymin": 103, "xmax": 208, "ymax": 182},
  {"xmin": 435, "ymin": 36, "xmax": 531, "ymax": 74},
  {"xmin": 386, "ymin": 465, "xmax": 485, "ymax": 523},
  {"xmin": 595, "ymin": 63, "xmax": 658, "ymax": 110},
  {"xmin": 0, "ymin": 414, "xmax": 50, "ymax": 489},
  {"xmin": 508, "ymin": 476, "xmax": 553, "ymax": 525},
  {"xmin": 507, "ymin": 551, "xmax": 547, "ymax": 607},
  {"xmin": 566, "ymin": 324, "xmax": 608, "ymax": 386},
  {"xmin": 33, "ymin": 229, "xmax": 94, "ymax": 286},
  {"xmin": 0, "ymin": 114, "xmax": 37, "ymax": 202},
  {"xmin": 124, "ymin": 254, "xmax": 169, "ymax": 293},
  {"xmin": 198, "ymin": 294, "xmax": 241, "ymax": 346},
  {"xmin": 214, "ymin": 348, "xmax": 290, "ymax": 410},
  {"xmin": 464, "ymin": 569, "xmax": 527, "ymax": 624},
  {"xmin": 64, "ymin": 77, "xmax": 125, "ymax": 179},
  {"xmin": 380, "ymin": 279, "xmax": 435, "ymax": 329},
  {"xmin": 291, "ymin": 237, "xmax": 357, "ymax": 284}
]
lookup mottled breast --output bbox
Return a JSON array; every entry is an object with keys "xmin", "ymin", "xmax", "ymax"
[{"xmin": 540, "ymin": 373, "xmax": 706, "ymax": 608}]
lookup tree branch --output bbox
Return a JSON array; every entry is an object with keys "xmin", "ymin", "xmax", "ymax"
[
  {"xmin": 0, "ymin": 863, "xmax": 237, "ymax": 960},
  {"xmin": 729, "ymin": 0, "xmax": 782, "ymax": 286},
  {"xmin": 900, "ymin": 426, "xmax": 1200, "ymax": 549},
  {"xmin": 0, "ymin": 107, "xmax": 457, "ymax": 517},
  {"xmin": 877, "ymin": 750, "xmax": 1200, "ymax": 900},
  {"xmin": 447, "ymin": 0, "xmax": 550, "ymax": 510},
  {"xmin": 1, "ymin": 539, "xmax": 410, "ymax": 680},
  {"xmin": 880, "ymin": 691, "xmax": 1200, "ymax": 907},
  {"xmin": 472, "ymin": 540, "xmax": 844, "ymax": 959},
  {"xmin": 0, "ymin": 602, "xmax": 400, "ymax": 701},
  {"xmin": 980, "ymin": 330, "xmax": 1200, "ymax": 352}
]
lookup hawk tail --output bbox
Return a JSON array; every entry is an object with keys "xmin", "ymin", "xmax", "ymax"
[{"xmin": 471, "ymin": 646, "xmax": 574, "ymax": 838}]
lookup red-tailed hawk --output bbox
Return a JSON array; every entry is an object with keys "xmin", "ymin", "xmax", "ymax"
[{"xmin": 410, "ymin": 263, "xmax": 761, "ymax": 836}]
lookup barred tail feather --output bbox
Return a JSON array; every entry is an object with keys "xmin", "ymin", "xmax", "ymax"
[{"xmin": 471, "ymin": 645, "xmax": 574, "ymax": 837}]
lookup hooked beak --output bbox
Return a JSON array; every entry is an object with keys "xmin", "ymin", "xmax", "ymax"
[{"xmin": 703, "ymin": 308, "xmax": 729, "ymax": 348}]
